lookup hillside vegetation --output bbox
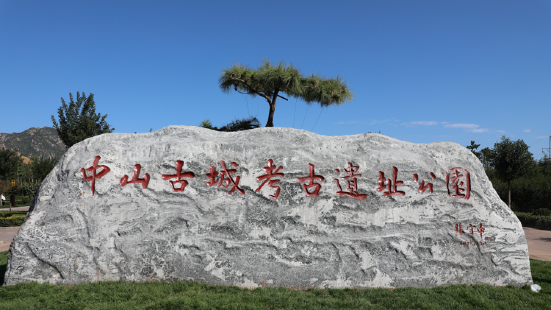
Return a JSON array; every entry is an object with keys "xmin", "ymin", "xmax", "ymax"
[{"xmin": 0, "ymin": 127, "xmax": 65, "ymax": 159}]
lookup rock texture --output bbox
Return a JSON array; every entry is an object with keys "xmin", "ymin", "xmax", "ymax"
[{"xmin": 4, "ymin": 126, "xmax": 532, "ymax": 288}]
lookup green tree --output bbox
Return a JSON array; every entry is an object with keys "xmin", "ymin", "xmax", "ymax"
[
  {"xmin": 51, "ymin": 92, "xmax": 115, "ymax": 148},
  {"xmin": 199, "ymin": 116, "xmax": 260, "ymax": 132},
  {"xmin": 219, "ymin": 60, "xmax": 353, "ymax": 127},
  {"xmin": 30, "ymin": 156, "xmax": 59, "ymax": 182},
  {"xmin": 17, "ymin": 160, "xmax": 32, "ymax": 183},
  {"xmin": 0, "ymin": 147, "xmax": 22, "ymax": 181},
  {"xmin": 480, "ymin": 147, "xmax": 496, "ymax": 179},
  {"xmin": 537, "ymin": 155, "xmax": 551, "ymax": 177},
  {"xmin": 466, "ymin": 140, "xmax": 481, "ymax": 160},
  {"xmin": 490, "ymin": 136, "xmax": 533, "ymax": 208}
]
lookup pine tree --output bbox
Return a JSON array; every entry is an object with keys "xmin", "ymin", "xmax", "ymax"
[
  {"xmin": 199, "ymin": 116, "xmax": 260, "ymax": 132},
  {"xmin": 219, "ymin": 60, "xmax": 353, "ymax": 127}
]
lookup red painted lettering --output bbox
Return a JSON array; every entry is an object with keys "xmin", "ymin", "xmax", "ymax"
[
  {"xmin": 297, "ymin": 163, "xmax": 325, "ymax": 197},
  {"xmin": 120, "ymin": 164, "xmax": 150, "ymax": 189},
  {"xmin": 446, "ymin": 167, "xmax": 471, "ymax": 200},
  {"xmin": 256, "ymin": 159, "xmax": 284, "ymax": 200},
  {"xmin": 80, "ymin": 156, "xmax": 111, "ymax": 196},
  {"xmin": 334, "ymin": 162, "xmax": 368, "ymax": 199},
  {"xmin": 477, "ymin": 224, "xmax": 485, "ymax": 239},
  {"xmin": 162, "ymin": 160, "xmax": 195, "ymax": 192},
  {"xmin": 455, "ymin": 223, "xmax": 465, "ymax": 234},
  {"xmin": 206, "ymin": 161, "xmax": 245, "ymax": 195},
  {"xmin": 413, "ymin": 172, "xmax": 436, "ymax": 194},
  {"xmin": 467, "ymin": 224, "xmax": 475, "ymax": 235},
  {"xmin": 377, "ymin": 166, "xmax": 405, "ymax": 197}
]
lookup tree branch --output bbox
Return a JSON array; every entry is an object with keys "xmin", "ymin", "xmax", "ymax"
[
  {"xmin": 236, "ymin": 88, "xmax": 289, "ymax": 101},
  {"xmin": 267, "ymin": 92, "xmax": 288, "ymax": 101},
  {"xmin": 229, "ymin": 75, "xmax": 272, "ymax": 103}
]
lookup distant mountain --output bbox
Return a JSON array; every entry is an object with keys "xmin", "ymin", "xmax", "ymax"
[{"xmin": 0, "ymin": 127, "xmax": 66, "ymax": 159}]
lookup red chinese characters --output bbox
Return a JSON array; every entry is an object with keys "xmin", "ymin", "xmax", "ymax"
[
  {"xmin": 377, "ymin": 166, "xmax": 405, "ymax": 197},
  {"xmin": 456, "ymin": 223, "xmax": 488, "ymax": 246},
  {"xmin": 80, "ymin": 156, "xmax": 111, "ymax": 196},
  {"xmin": 446, "ymin": 167, "xmax": 471, "ymax": 200},
  {"xmin": 121, "ymin": 164, "xmax": 150, "ymax": 189},
  {"xmin": 162, "ymin": 160, "xmax": 195, "ymax": 192},
  {"xmin": 297, "ymin": 163, "xmax": 325, "ymax": 197},
  {"xmin": 78, "ymin": 157, "xmax": 478, "ymax": 202},
  {"xmin": 206, "ymin": 161, "xmax": 245, "ymax": 195},
  {"xmin": 413, "ymin": 172, "xmax": 436, "ymax": 194},
  {"xmin": 477, "ymin": 223, "xmax": 486, "ymax": 239},
  {"xmin": 334, "ymin": 162, "xmax": 368, "ymax": 199},
  {"xmin": 256, "ymin": 159, "xmax": 284, "ymax": 200},
  {"xmin": 467, "ymin": 224, "xmax": 475, "ymax": 235}
]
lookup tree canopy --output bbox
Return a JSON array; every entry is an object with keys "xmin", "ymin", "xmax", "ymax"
[
  {"xmin": 490, "ymin": 136, "xmax": 533, "ymax": 208},
  {"xmin": 51, "ymin": 92, "xmax": 114, "ymax": 148},
  {"xmin": 219, "ymin": 60, "xmax": 353, "ymax": 127},
  {"xmin": 466, "ymin": 140, "xmax": 481, "ymax": 160},
  {"xmin": 0, "ymin": 147, "xmax": 22, "ymax": 181},
  {"xmin": 30, "ymin": 156, "xmax": 59, "ymax": 182}
]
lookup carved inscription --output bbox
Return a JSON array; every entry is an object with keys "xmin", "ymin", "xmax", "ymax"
[{"xmin": 80, "ymin": 156, "xmax": 473, "ymax": 201}]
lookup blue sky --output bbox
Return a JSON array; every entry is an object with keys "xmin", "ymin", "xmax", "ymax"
[{"xmin": 1, "ymin": 0, "xmax": 550, "ymax": 159}]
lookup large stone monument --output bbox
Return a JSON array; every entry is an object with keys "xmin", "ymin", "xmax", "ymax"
[{"xmin": 4, "ymin": 126, "xmax": 533, "ymax": 288}]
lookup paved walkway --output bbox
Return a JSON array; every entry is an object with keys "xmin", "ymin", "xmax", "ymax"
[
  {"xmin": 0, "ymin": 206, "xmax": 29, "ymax": 252},
  {"xmin": 523, "ymin": 227, "xmax": 551, "ymax": 261},
  {"xmin": 0, "ymin": 206, "xmax": 29, "ymax": 212},
  {"xmin": 0, "ymin": 227, "xmax": 19, "ymax": 252}
]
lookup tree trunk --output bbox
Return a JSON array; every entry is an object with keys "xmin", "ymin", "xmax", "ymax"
[
  {"xmin": 508, "ymin": 180, "xmax": 511, "ymax": 209},
  {"xmin": 265, "ymin": 89, "xmax": 279, "ymax": 127},
  {"xmin": 265, "ymin": 104, "xmax": 275, "ymax": 127}
]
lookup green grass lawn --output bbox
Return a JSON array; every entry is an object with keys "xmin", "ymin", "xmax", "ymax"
[{"xmin": 0, "ymin": 251, "xmax": 549, "ymax": 309}]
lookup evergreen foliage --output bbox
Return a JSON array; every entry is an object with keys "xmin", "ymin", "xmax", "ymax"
[
  {"xmin": 490, "ymin": 136, "xmax": 533, "ymax": 208},
  {"xmin": 466, "ymin": 141, "xmax": 495, "ymax": 179},
  {"xmin": 199, "ymin": 116, "xmax": 260, "ymax": 132},
  {"xmin": 51, "ymin": 92, "xmax": 114, "ymax": 148},
  {"xmin": 469, "ymin": 138, "xmax": 550, "ymax": 213},
  {"xmin": 0, "ymin": 147, "xmax": 22, "ymax": 181},
  {"xmin": 492, "ymin": 176, "xmax": 551, "ymax": 213},
  {"xmin": 466, "ymin": 140, "xmax": 481, "ymax": 160},
  {"xmin": 219, "ymin": 60, "xmax": 353, "ymax": 127},
  {"xmin": 30, "ymin": 156, "xmax": 58, "ymax": 182}
]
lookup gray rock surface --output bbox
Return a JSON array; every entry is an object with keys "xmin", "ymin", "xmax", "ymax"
[{"xmin": 4, "ymin": 126, "xmax": 532, "ymax": 288}]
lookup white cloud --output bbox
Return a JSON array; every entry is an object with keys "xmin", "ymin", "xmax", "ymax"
[
  {"xmin": 471, "ymin": 128, "xmax": 489, "ymax": 133},
  {"xmin": 335, "ymin": 121, "xmax": 358, "ymax": 125},
  {"xmin": 408, "ymin": 121, "xmax": 439, "ymax": 126},
  {"xmin": 369, "ymin": 119, "xmax": 394, "ymax": 125},
  {"xmin": 402, "ymin": 120, "xmax": 493, "ymax": 132},
  {"xmin": 443, "ymin": 123, "xmax": 478, "ymax": 129},
  {"xmin": 524, "ymin": 129, "xmax": 530, "ymax": 132},
  {"xmin": 335, "ymin": 119, "xmax": 395, "ymax": 125},
  {"xmin": 442, "ymin": 123, "xmax": 489, "ymax": 133},
  {"xmin": 495, "ymin": 130, "xmax": 506, "ymax": 133}
]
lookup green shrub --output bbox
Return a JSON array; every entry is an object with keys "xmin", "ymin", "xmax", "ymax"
[
  {"xmin": 515, "ymin": 212, "xmax": 551, "ymax": 230},
  {"xmin": 0, "ymin": 211, "xmax": 27, "ymax": 227},
  {"xmin": 492, "ymin": 176, "xmax": 551, "ymax": 213},
  {"xmin": 533, "ymin": 208, "xmax": 551, "ymax": 216}
]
